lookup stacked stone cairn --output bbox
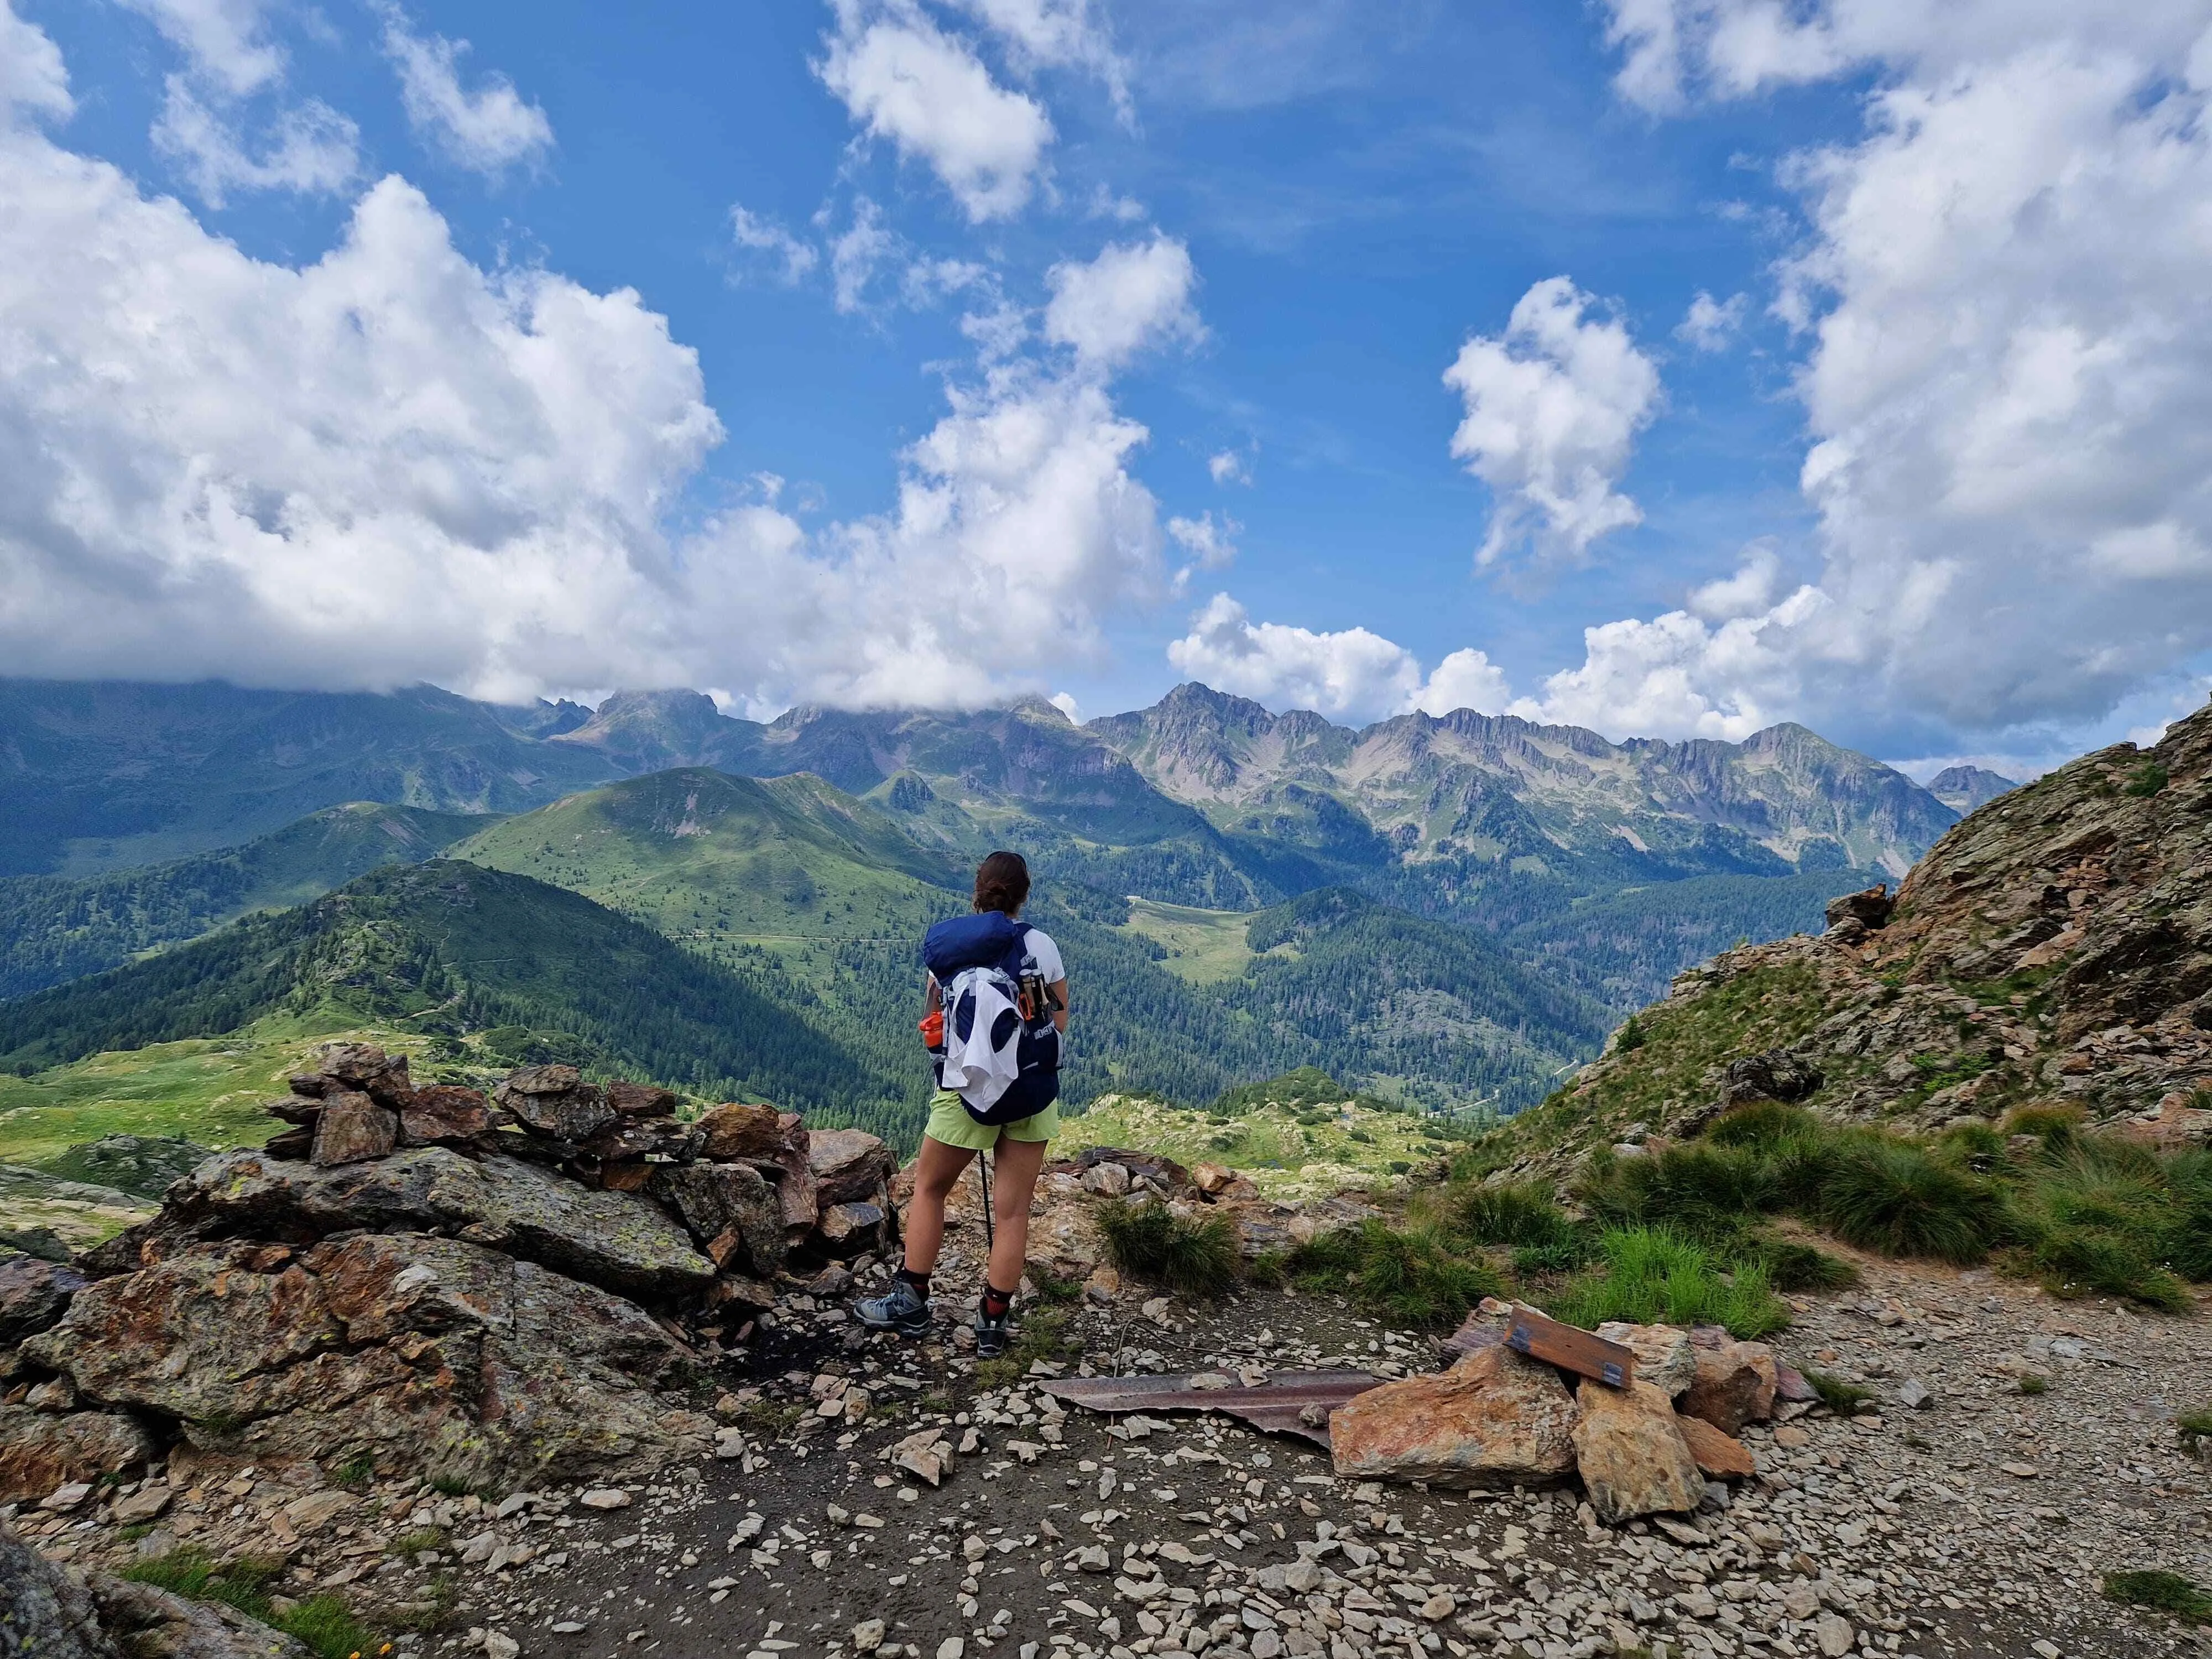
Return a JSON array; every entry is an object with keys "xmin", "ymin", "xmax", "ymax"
[
  {"xmin": 1331, "ymin": 1298, "xmax": 1807, "ymax": 1523},
  {"xmin": 0, "ymin": 1044, "xmax": 896, "ymax": 1505}
]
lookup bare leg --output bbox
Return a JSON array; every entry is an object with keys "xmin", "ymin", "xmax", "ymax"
[
  {"xmin": 903, "ymin": 1135, "xmax": 977, "ymax": 1277},
  {"xmin": 985, "ymin": 1135, "xmax": 1050, "ymax": 1292}
]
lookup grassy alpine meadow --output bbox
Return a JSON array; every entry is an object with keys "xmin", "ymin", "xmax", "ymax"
[
  {"xmin": 0, "ymin": 1009, "xmax": 437, "ymax": 1166},
  {"xmin": 1066, "ymin": 1083, "xmax": 1467, "ymax": 1200}
]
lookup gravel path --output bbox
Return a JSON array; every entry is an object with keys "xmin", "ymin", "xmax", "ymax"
[{"xmin": 400, "ymin": 1256, "xmax": 2210, "ymax": 1659}]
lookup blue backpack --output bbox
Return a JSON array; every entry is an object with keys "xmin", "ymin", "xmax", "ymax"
[{"xmin": 922, "ymin": 912, "xmax": 1062, "ymax": 1125}]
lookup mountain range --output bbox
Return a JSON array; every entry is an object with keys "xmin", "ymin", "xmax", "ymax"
[{"xmin": 0, "ymin": 674, "xmax": 1986, "ymax": 1140}]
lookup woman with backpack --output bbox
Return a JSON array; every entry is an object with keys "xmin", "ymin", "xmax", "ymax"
[{"xmin": 856, "ymin": 851, "xmax": 1068, "ymax": 1357}]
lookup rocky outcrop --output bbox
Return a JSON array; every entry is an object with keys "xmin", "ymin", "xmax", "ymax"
[
  {"xmin": 1328, "ymin": 1344, "xmax": 1578, "ymax": 1490},
  {"xmin": 1550, "ymin": 696, "xmax": 2212, "ymax": 1142},
  {"xmin": 4, "ymin": 1044, "xmax": 897, "ymax": 1501},
  {"xmin": 28, "ymin": 1235, "xmax": 708, "ymax": 1490},
  {"xmin": 0, "ymin": 1512, "xmax": 310, "ymax": 1659}
]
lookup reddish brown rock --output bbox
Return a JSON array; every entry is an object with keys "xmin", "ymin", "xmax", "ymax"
[
  {"xmin": 809, "ymin": 1129, "xmax": 896, "ymax": 1208},
  {"xmin": 1329, "ymin": 1343, "xmax": 1578, "ymax": 1489},
  {"xmin": 697, "ymin": 1103, "xmax": 789, "ymax": 1160},
  {"xmin": 309, "ymin": 1092, "xmax": 397, "ymax": 1166},
  {"xmin": 1571, "ymin": 1378, "xmax": 1704, "ymax": 1523},
  {"xmin": 0, "ymin": 1406, "xmax": 154, "ymax": 1504},
  {"xmin": 1678, "ymin": 1339, "xmax": 1780, "ymax": 1434},
  {"xmin": 1676, "ymin": 1413, "xmax": 1756, "ymax": 1479},
  {"xmin": 607, "ymin": 1082, "xmax": 682, "ymax": 1119},
  {"xmin": 398, "ymin": 1084, "xmax": 490, "ymax": 1146},
  {"xmin": 495, "ymin": 1066, "xmax": 617, "ymax": 1142}
]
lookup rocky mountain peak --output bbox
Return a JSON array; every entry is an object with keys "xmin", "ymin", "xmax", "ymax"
[
  {"xmin": 550, "ymin": 688, "xmax": 744, "ymax": 771},
  {"xmin": 1927, "ymin": 763, "xmax": 2019, "ymax": 813}
]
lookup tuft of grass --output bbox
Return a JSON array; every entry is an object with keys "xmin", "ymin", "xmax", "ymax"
[
  {"xmin": 2012, "ymin": 1144, "xmax": 2192, "ymax": 1310},
  {"xmin": 1802, "ymin": 1369, "xmax": 1872, "ymax": 1415},
  {"xmin": 1579, "ymin": 1142, "xmax": 1785, "ymax": 1234},
  {"xmin": 1550, "ymin": 1227, "xmax": 1790, "ymax": 1339},
  {"xmin": 2121, "ymin": 760, "xmax": 2171, "ymax": 799},
  {"xmin": 2018, "ymin": 1374, "xmax": 2049, "ymax": 1396},
  {"xmin": 1736, "ymin": 1230, "xmax": 1857, "ymax": 1292},
  {"xmin": 2003, "ymin": 1103, "xmax": 2084, "ymax": 1152},
  {"xmin": 2175, "ymin": 1407, "xmax": 2212, "ymax": 1449},
  {"xmin": 1027, "ymin": 1264, "xmax": 1083, "ymax": 1305},
  {"xmin": 124, "ymin": 1552, "xmax": 382, "ymax": 1659},
  {"xmin": 388, "ymin": 1527, "xmax": 446, "ymax": 1558},
  {"xmin": 1096, "ymin": 1200, "xmax": 1242, "ymax": 1299},
  {"xmin": 1705, "ymin": 1101, "xmax": 1821, "ymax": 1149},
  {"xmin": 1286, "ymin": 1220, "xmax": 1503, "ymax": 1329},
  {"xmin": 1453, "ymin": 1181, "xmax": 1579, "ymax": 1250},
  {"xmin": 1816, "ymin": 1140, "xmax": 2004, "ymax": 1264},
  {"xmin": 973, "ymin": 1307, "xmax": 1081, "ymax": 1389},
  {"xmin": 2103, "ymin": 1570, "xmax": 2212, "ymax": 1623},
  {"xmin": 330, "ymin": 1453, "xmax": 376, "ymax": 1492}
]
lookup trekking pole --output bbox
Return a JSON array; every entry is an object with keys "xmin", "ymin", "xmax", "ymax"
[{"xmin": 978, "ymin": 1149, "xmax": 995, "ymax": 1255}]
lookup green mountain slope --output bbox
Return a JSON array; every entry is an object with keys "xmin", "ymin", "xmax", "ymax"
[
  {"xmin": 1501, "ymin": 870, "xmax": 1878, "ymax": 1013},
  {"xmin": 0, "ymin": 860, "xmax": 906, "ymax": 1131},
  {"xmin": 0, "ymin": 803, "xmax": 491, "ymax": 1000},
  {"xmin": 0, "ymin": 679, "xmax": 613, "ymax": 877}
]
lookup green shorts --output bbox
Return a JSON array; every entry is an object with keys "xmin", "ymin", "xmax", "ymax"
[{"xmin": 923, "ymin": 1089, "xmax": 1060, "ymax": 1152}]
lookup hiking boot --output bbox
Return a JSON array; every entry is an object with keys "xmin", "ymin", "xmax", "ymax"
[
  {"xmin": 973, "ymin": 1301, "xmax": 1013, "ymax": 1359},
  {"xmin": 855, "ymin": 1278, "xmax": 933, "ymax": 1338}
]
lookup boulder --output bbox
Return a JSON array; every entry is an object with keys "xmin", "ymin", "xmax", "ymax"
[
  {"xmin": 1329, "ymin": 1344, "xmax": 1578, "ymax": 1489},
  {"xmin": 1824, "ymin": 886, "xmax": 1894, "ymax": 931},
  {"xmin": 607, "ymin": 1082, "xmax": 682, "ymax": 1119},
  {"xmin": 1, "ymin": 1511, "xmax": 112, "ymax": 1659},
  {"xmin": 309, "ymin": 1092, "xmax": 397, "ymax": 1166},
  {"xmin": 817, "ymin": 1202, "xmax": 889, "ymax": 1253},
  {"xmin": 1677, "ymin": 1338, "xmax": 1780, "ymax": 1434},
  {"xmin": 698, "ymin": 1106, "xmax": 816, "ymax": 1228},
  {"xmin": 494, "ymin": 1066, "xmax": 617, "ymax": 1143},
  {"xmin": 398, "ymin": 1085, "xmax": 491, "ymax": 1146},
  {"xmin": 120, "ymin": 1147, "xmax": 713, "ymax": 1302},
  {"xmin": 1594, "ymin": 1322, "xmax": 1698, "ymax": 1397},
  {"xmin": 0, "ymin": 1251, "xmax": 86, "ymax": 1345},
  {"xmin": 316, "ymin": 1042, "xmax": 414, "ymax": 1105},
  {"xmin": 651, "ymin": 1162, "xmax": 785, "ymax": 1277},
  {"xmin": 90, "ymin": 1573, "xmax": 317, "ymax": 1659},
  {"xmin": 1571, "ymin": 1379, "xmax": 1704, "ymax": 1524},
  {"xmin": 0, "ymin": 1405, "xmax": 154, "ymax": 1504},
  {"xmin": 1674, "ymin": 1414, "xmax": 1755, "ymax": 1479},
  {"xmin": 808, "ymin": 1130, "xmax": 896, "ymax": 1208},
  {"xmin": 1720, "ymin": 1051, "xmax": 1824, "ymax": 1108},
  {"xmin": 27, "ymin": 1234, "xmax": 710, "ymax": 1490}
]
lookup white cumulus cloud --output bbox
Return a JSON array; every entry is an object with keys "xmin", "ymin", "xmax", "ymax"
[
  {"xmin": 379, "ymin": 6, "xmax": 555, "ymax": 178},
  {"xmin": 941, "ymin": 0, "xmax": 1132, "ymax": 122},
  {"xmin": 1207, "ymin": 447, "xmax": 1252, "ymax": 486},
  {"xmin": 1044, "ymin": 234, "xmax": 1203, "ymax": 371},
  {"xmin": 1411, "ymin": 649, "xmax": 1513, "ymax": 718},
  {"xmin": 1573, "ymin": 0, "xmax": 2212, "ymax": 744},
  {"xmin": 117, "ymin": 0, "xmax": 283, "ymax": 96},
  {"xmin": 151, "ymin": 76, "xmax": 358, "ymax": 206},
  {"xmin": 1444, "ymin": 276, "xmax": 1662, "ymax": 570},
  {"xmin": 817, "ymin": 0, "xmax": 1055, "ymax": 222},
  {"xmin": 0, "ymin": 2, "xmax": 1175, "ymax": 714},
  {"xmin": 1167, "ymin": 595, "xmax": 1425, "ymax": 724}
]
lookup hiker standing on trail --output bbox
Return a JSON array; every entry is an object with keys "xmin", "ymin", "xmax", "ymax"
[{"xmin": 857, "ymin": 850, "xmax": 1067, "ymax": 1358}]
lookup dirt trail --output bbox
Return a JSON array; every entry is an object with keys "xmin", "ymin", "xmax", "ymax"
[{"xmin": 419, "ymin": 1255, "xmax": 2209, "ymax": 1659}]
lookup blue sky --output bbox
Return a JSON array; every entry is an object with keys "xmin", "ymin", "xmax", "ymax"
[{"xmin": 6, "ymin": 0, "xmax": 2212, "ymax": 776}]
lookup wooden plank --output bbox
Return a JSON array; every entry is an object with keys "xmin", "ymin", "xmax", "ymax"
[{"xmin": 1505, "ymin": 1310, "xmax": 1636, "ymax": 1389}]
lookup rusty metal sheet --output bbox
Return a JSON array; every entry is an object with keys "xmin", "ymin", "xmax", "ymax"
[{"xmin": 1041, "ymin": 1369, "xmax": 1381, "ymax": 1449}]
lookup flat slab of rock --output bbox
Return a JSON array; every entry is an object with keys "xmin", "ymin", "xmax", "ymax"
[
  {"xmin": 1571, "ymin": 1378, "xmax": 1704, "ymax": 1523},
  {"xmin": 808, "ymin": 1129, "xmax": 896, "ymax": 1208},
  {"xmin": 1674, "ymin": 1413, "xmax": 1756, "ymax": 1479},
  {"xmin": 27, "ymin": 1234, "xmax": 711, "ymax": 1490},
  {"xmin": 1329, "ymin": 1344, "xmax": 1577, "ymax": 1489},
  {"xmin": 651, "ymin": 1162, "xmax": 784, "ymax": 1276},
  {"xmin": 144, "ymin": 1146, "xmax": 712, "ymax": 1300},
  {"xmin": 495, "ymin": 1066, "xmax": 617, "ymax": 1142},
  {"xmin": 399, "ymin": 1084, "xmax": 491, "ymax": 1145}
]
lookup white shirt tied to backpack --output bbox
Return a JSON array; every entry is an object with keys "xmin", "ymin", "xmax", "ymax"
[{"xmin": 925, "ymin": 919, "xmax": 1066, "ymax": 1121}]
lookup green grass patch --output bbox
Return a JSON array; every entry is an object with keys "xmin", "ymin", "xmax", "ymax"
[
  {"xmin": 1286, "ymin": 1219, "xmax": 1503, "ymax": 1329},
  {"xmin": 124, "ymin": 1552, "xmax": 380, "ymax": 1659},
  {"xmin": 1096, "ymin": 1201, "xmax": 1242, "ymax": 1299},
  {"xmin": 1803, "ymin": 1369, "xmax": 1872, "ymax": 1415},
  {"xmin": 974, "ymin": 1307, "xmax": 1082, "ymax": 1389},
  {"xmin": 2176, "ymin": 1407, "xmax": 2212, "ymax": 1448},
  {"xmin": 1817, "ymin": 1141, "xmax": 2005, "ymax": 1264},
  {"xmin": 1550, "ymin": 1227, "xmax": 1790, "ymax": 1339},
  {"xmin": 2018, "ymin": 1374, "xmax": 2049, "ymax": 1396},
  {"xmin": 2103, "ymin": 1570, "xmax": 2212, "ymax": 1623}
]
